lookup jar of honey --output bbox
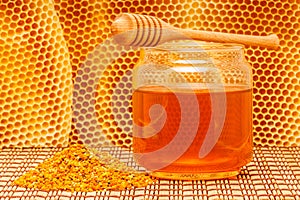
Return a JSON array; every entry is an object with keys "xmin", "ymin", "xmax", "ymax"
[{"xmin": 132, "ymin": 41, "xmax": 253, "ymax": 180}]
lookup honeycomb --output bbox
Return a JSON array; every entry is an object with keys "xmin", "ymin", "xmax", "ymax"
[
  {"xmin": 67, "ymin": 0, "xmax": 300, "ymax": 147},
  {"xmin": 0, "ymin": 0, "xmax": 73, "ymax": 147},
  {"xmin": 1, "ymin": 0, "xmax": 300, "ymax": 147}
]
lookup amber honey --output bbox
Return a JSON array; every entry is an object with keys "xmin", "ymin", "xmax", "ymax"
[{"xmin": 132, "ymin": 85, "xmax": 252, "ymax": 180}]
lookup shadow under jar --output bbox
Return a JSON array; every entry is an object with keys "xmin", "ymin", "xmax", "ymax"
[{"xmin": 132, "ymin": 41, "xmax": 253, "ymax": 180}]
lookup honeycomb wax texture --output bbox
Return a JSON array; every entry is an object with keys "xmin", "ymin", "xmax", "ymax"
[
  {"xmin": 0, "ymin": 0, "xmax": 72, "ymax": 147},
  {"xmin": 1, "ymin": 0, "xmax": 299, "ymax": 147},
  {"xmin": 63, "ymin": 0, "xmax": 300, "ymax": 147}
]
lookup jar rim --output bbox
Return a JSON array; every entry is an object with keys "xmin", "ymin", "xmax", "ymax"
[{"xmin": 143, "ymin": 40, "xmax": 244, "ymax": 52}]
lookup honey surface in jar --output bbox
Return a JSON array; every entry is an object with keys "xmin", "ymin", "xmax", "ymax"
[{"xmin": 133, "ymin": 85, "xmax": 252, "ymax": 179}]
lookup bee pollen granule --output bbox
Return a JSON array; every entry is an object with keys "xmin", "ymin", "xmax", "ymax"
[{"xmin": 13, "ymin": 144, "xmax": 155, "ymax": 192}]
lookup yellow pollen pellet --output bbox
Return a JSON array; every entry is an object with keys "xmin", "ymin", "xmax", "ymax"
[{"xmin": 13, "ymin": 144, "xmax": 156, "ymax": 192}]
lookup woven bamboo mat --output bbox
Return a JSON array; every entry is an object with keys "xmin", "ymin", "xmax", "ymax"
[{"xmin": 0, "ymin": 146, "xmax": 299, "ymax": 200}]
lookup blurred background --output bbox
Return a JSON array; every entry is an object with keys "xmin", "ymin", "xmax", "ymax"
[{"xmin": 0, "ymin": 0, "xmax": 299, "ymax": 148}]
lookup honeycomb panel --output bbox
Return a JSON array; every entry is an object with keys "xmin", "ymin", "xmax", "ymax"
[
  {"xmin": 53, "ymin": 0, "xmax": 115, "ymax": 144},
  {"xmin": 44, "ymin": 0, "xmax": 300, "ymax": 147},
  {"xmin": 0, "ymin": 0, "xmax": 73, "ymax": 147}
]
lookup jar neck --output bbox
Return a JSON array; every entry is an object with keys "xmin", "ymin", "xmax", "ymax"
[{"xmin": 141, "ymin": 41, "xmax": 245, "ymax": 66}]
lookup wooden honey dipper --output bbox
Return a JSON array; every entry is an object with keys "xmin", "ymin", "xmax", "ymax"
[{"xmin": 111, "ymin": 13, "xmax": 279, "ymax": 49}]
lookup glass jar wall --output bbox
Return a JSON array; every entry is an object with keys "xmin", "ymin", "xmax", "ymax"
[{"xmin": 132, "ymin": 41, "xmax": 253, "ymax": 180}]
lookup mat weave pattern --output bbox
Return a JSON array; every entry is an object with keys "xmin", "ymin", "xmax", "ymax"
[{"xmin": 0, "ymin": 146, "xmax": 299, "ymax": 200}]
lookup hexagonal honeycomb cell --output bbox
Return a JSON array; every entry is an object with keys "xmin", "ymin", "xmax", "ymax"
[
  {"xmin": 0, "ymin": 0, "xmax": 72, "ymax": 147},
  {"xmin": 2, "ymin": 0, "xmax": 300, "ymax": 147}
]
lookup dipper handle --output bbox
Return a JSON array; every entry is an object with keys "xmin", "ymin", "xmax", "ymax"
[{"xmin": 111, "ymin": 13, "xmax": 279, "ymax": 49}]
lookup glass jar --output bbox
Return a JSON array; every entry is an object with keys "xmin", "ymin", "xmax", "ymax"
[{"xmin": 132, "ymin": 41, "xmax": 253, "ymax": 180}]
